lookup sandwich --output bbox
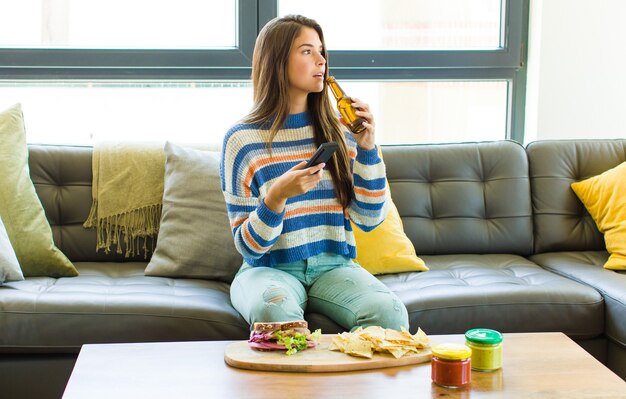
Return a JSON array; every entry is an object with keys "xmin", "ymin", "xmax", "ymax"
[{"xmin": 248, "ymin": 320, "xmax": 322, "ymax": 355}]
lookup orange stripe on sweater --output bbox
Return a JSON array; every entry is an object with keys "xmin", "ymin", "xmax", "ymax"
[
  {"xmin": 242, "ymin": 223, "xmax": 265, "ymax": 252},
  {"xmin": 230, "ymin": 217, "xmax": 247, "ymax": 229},
  {"xmin": 284, "ymin": 204, "xmax": 344, "ymax": 218},
  {"xmin": 354, "ymin": 187, "xmax": 386, "ymax": 198},
  {"xmin": 243, "ymin": 152, "xmax": 314, "ymax": 196}
]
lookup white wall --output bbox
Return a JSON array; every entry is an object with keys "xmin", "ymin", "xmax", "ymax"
[{"xmin": 525, "ymin": 0, "xmax": 626, "ymax": 143}]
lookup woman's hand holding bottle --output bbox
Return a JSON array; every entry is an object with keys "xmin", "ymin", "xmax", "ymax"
[
  {"xmin": 340, "ymin": 97, "xmax": 376, "ymax": 151},
  {"xmin": 326, "ymin": 76, "xmax": 376, "ymax": 151}
]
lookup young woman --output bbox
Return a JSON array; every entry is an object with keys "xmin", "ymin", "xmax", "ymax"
[{"xmin": 220, "ymin": 15, "xmax": 409, "ymax": 332}]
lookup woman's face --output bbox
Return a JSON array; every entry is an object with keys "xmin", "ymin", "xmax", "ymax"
[{"xmin": 287, "ymin": 26, "xmax": 326, "ymax": 100}]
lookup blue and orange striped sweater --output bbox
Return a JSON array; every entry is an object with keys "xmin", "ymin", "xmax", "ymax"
[{"xmin": 220, "ymin": 111, "xmax": 388, "ymax": 267}]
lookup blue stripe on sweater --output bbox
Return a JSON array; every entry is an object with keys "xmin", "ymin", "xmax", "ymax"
[
  {"xmin": 246, "ymin": 222, "xmax": 280, "ymax": 249},
  {"xmin": 352, "ymin": 218, "xmax": 384, "ymax": 233},
  {"xmin": 282, "ymin": 111, "xmax": 313, "ymax": 129},
  {"xmin": 349, "ymin": 201, "xmax": 385, "ymax": 219},
  {"xmin": 353, "ymin": 174, "xmax": 386, "ymax": 190},
  {"xmin": 224, "ymin": 112, "xmax": 312, "ymax": 136},
  {"xmin": 270, "ymin": 240, "xmax": 355, "ymax": 263},
  {"xmin": 235, "ymin": 230, "xmax": 263, "ymax": 258},
  {"xmin": 226, "ymin": 204, "xmax": 257, "ymax": 213},
  {"xmin": 351, "ymin": 197, "xmax": 386, "ymax": 211},
  {"xmin": 256, "ymin": 201, "xmax": 285, "ymax": 228},
  {"xmin": 355, "ymin": 146, "xmax": 381, "ymax": 165},
  {"xmin": 253, "ymin": 161, "xmax": 298, "ymax": 188},
  {"xmin": 287, "ymin": 189, "xmax": 337, "ymax": 204},
  {"xmin": 245, "ymin": 239, "xmax": 357, "ymax": 267}
]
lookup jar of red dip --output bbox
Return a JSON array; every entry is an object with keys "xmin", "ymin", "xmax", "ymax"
[{"xmin": 431, "ymin": 343, "xmax": 472, "ymax": 388}]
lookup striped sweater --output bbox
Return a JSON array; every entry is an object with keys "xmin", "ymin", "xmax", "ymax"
[{"xmin": 220, "ymin": 111, "xmax": 388, "ymax": 267}]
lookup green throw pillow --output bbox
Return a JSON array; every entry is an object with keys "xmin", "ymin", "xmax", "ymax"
[
  {"xmin": 0, "ymin": 213, "xmax": 24, "ymax": 284},
  {"xmin": 0, "ymin": 104, "xmax": 77, "ymax": 277}
]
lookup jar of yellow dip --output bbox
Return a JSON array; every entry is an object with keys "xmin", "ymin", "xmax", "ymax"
[{"xmin": 464, "ymin": 328, "xmax": 503, "ymax": 372}]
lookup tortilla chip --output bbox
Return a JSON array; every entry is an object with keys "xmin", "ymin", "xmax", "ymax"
[
  {"xmin": 387, "ymin": 346, "xmax": 410, "ymax": 359},
  {"xmin": 343, "ymin": 337, "xmax": 373, "ymax": 359},
  {"xmin": 329, "ymin": 326, "xmax": 430, "ymax": 359},
  {"xmin": 360, "ymin": 326, "xmax": 386, "ymax": 343},
  {"xmin": 328, "ymin": 338, "xmax": 342, "ymax": 352},
  {"xmin": 385, "ymin": 329, "xmax": 413, "ymax": 344}
]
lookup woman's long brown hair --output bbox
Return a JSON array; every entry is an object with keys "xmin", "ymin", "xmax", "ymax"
[{"xmin": 242, "ymin": 14, "xmax": 353, "ymax": 208}]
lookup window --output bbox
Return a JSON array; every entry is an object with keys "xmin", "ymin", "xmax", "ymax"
[
  {"xmin": 0, "ymin": 81, "xmax": 252, "ymax": 145},
  {"xmin": 335, "ymin": 81, "xmax": 507, "ymax": 144},
  {"xmin": 279, "ymin": 0, "xmax": 503, "ymax": 50},
  {"xmin": 0, "ymin": 0, "xmax": 528, "ymax": 145},
  {"xmin": 0, "ymin": 0, "xmax": 237, "ymax": 49}
]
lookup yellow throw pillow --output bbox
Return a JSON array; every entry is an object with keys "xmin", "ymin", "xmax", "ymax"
[
  {"xmin": 352, "ymin": 195, "xmax": 428, "ymax": 274},
  {"xmin": 352, "ymin": 148, "xmax": 428, "ymax": 275},
  {"xmin": 571, "ymin": 161, "xmax": 626, "ymax": 270}
]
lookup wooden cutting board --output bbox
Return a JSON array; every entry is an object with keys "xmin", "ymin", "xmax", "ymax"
[{"xmin": 224, "ymin": 334, "xmax": 431, "ymax": 373}]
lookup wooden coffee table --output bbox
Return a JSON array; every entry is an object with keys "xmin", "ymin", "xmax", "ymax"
[{"xmin": 62, "ymin": 332, "xmax": 626, "ymax": 398}]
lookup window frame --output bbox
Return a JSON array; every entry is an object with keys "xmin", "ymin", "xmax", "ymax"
[{"xmin": 0, "ymin": 0, "xmax": 528, "ymax": 141}]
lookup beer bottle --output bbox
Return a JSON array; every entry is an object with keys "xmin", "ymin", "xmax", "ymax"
[{"xmin": 327, "ymin": 76, "xmax": 366, "ymax": 134}]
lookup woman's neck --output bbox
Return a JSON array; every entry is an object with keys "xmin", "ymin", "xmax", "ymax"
[{"xmin": 289, "ymin": 92, "xmax": 308, "ymax": 114}]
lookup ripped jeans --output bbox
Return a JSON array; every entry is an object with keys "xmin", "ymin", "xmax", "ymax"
[{"xmin": 230, "ymin": 253, "xmax": 409, "ymax": 332}]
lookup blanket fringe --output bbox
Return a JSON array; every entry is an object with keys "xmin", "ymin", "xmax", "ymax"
[{"xmin": 84, "ymin": 200, "xmax": 161, "ymax": 258}]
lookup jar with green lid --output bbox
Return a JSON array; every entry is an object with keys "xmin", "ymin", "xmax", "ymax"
[
  {"xmin": 465, "ymin": 328, "xmax": 503, "ymax": 372},
  {"xmin": 431, "ymin": 343, "xmax": 472, "ymax": 388}
]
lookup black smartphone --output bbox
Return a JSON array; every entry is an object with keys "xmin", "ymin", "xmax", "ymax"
[{"xmin": 305, "ymin": 142, "xmax": 339, "ymax": 169}]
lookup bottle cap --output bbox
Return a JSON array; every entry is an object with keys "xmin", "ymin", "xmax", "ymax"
[
  {"xmin": 465, "ymin": 328, "xmax": 503, "ymax": 345},
  {"xmin": 432, "ymin": 343, "xmax": 472, "ymax": 360}
]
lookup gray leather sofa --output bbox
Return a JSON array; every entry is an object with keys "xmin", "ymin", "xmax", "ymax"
[{"xmin": 1, "ymin": 139, "xmax": 625, "ymax": 398}]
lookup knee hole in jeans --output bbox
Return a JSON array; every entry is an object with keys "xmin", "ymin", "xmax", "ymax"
[
  {"xmin": 250, "ymin": 286, "xmax": 302, "ymax": 323},
  {"xmin": 262, "ymin": 286, "xmax": 289, "ymax": 305}
]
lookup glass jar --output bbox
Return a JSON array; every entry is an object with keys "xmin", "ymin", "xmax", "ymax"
[
  {"xmin": 465, "ymin": 328, "xmax": 503, "ymax": 372},
  {"xmin": 431, "ymin": 343, "xmax": 472, "ymax": 388}
]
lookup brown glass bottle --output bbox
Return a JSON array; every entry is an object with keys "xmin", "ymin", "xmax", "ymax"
[{"xmin": 327, "ymin": 76, "xmax": 367, "ymax": 134}]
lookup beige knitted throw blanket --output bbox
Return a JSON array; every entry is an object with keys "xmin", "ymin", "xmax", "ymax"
[{"xmin": 83, "ymin": 142, "xmax": 166, "ymax": 258}]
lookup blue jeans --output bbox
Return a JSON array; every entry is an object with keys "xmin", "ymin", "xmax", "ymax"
[{"xmin": 230, "ymin": 253, "xmax": 409, "ymax": 332}]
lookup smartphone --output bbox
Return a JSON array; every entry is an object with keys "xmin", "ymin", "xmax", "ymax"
[{"xmin": 304, "ymin": 142, "xmax": 339, "ymax": 169}]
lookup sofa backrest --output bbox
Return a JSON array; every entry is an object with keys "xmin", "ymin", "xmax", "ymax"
[
  {"xmin": 527, "ymin": 139, "xmax": 626, "ymax": 253},
  {"xmin": 28, "ymin": 144, "xmax": 147, "ymax": 262},
  {"xmin": 382, "ymin": 140, "xmax": 533, "ymax": 256},
  {"xmin": 35, "ymin": 139, "xmax": 618, "ymax": 262}
]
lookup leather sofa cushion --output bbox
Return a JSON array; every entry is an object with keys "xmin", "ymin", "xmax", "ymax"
[
  {"xmin": 527, "ymin": 139, "xmax": 626, "ymax": 253},
  {"xmin": 382, "ymin": 141, "xmax": 533, "ymax": 256},
  {"xmin": 3, "ymin": 257, "xmax": 603, "ymax": 350},
  {"xmin": 308, "ymin": 254, "xmax": 604, "ymax": 339},
  {"xmin": 530, "ymin": 251, "xmax": 626, "ymax": 347},
  {"xmin": 0, "ymin": 262, "xmax": 249, "ymax": 351},
  {"xmin": 379, "ymin": 254, "xmax": 603, "ymax": 339}
]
